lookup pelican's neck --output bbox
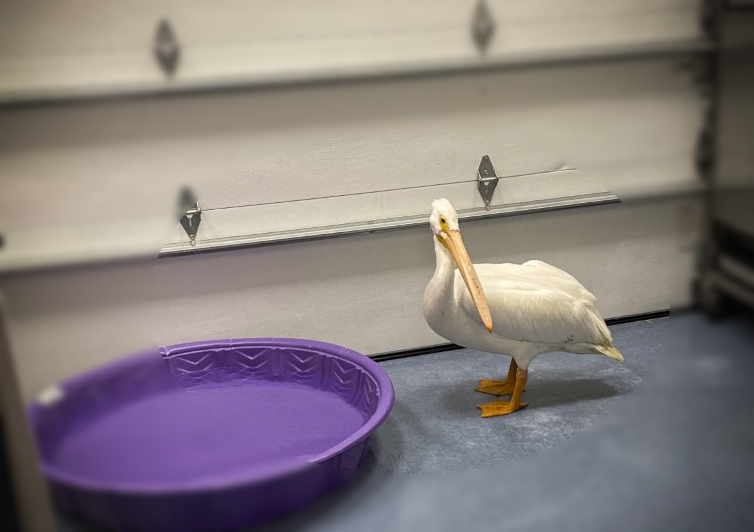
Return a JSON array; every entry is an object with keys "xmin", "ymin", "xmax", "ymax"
[
  {"xmin": 423, "ymin": 237, "xmax": 457, "ymax": 321},
  {"xmin": 430, "ymin": 238, "xmax": 455, "ymax": 289}
]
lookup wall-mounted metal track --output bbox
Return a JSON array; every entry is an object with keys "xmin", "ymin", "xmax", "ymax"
[{"xmin": 159, "ymin": 191, "xmax": 619, "ymax": 258}]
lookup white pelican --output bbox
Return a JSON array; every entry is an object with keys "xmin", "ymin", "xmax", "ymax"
[{"xmin": 422, "ymin": 199, "xmax": 624, "ymax": 417}]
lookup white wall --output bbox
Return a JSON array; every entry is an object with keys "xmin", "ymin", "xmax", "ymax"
[
  {"xmin": 0, "ymin": 3, "xmax": 706, "ymax": 402},
  {"xmin": 0, "ymin": 58, "xmax": 704, "ymax": 270},
  {"xmin": 2, "ymin": 192, "xmax": 701, "ymax": 403},
  {"xmin": 0, "ymin": 0, "xmax": 702, "ymax": 101}
]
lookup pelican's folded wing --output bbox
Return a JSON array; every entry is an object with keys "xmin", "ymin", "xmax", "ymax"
[{"xmin": 456, "ymin": 269, "xmax": 611, "ymax": 346}]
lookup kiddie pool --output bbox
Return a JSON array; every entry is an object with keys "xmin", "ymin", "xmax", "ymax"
[{"xmin": 29, "ymin": 338, "xmax": 394, "ymax": 532}]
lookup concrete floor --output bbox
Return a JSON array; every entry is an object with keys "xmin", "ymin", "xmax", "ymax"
[
  {"xmin": 58, "ymin": 312, "xmax": 754, "ymax": 532},
  {"xmin": 254, "ymin": 311, "xmax": 754, "ymax": 532},
  {"xmin": 366, "ymin": 317, "xmax": 663, "ymax": 475}
]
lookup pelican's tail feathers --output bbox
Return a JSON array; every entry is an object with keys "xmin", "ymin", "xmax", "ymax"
[{"xmin": 595, "ymin": 344, "xmax": 624, "ymax": 362}]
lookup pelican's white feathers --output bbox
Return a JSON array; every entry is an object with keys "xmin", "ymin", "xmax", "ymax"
[
  {"xmin": 423, "ymin": 199, "xmax": 623, "ymax": 417},
  {"xmin": 422, "ymin": 198, "xmax": 623, "ymax": 369},
  {"xmin": 456, "ymin": 261, "xmax": 612, "ymax": 348}
]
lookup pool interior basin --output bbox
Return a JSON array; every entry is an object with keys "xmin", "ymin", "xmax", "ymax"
[{"xmin": 30, "ymin": 338, "xmax": 394, "ymax": 532}]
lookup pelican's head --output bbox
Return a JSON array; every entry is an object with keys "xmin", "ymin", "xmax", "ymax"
[
  {"xmin": 429, "ymin": 198, "xmax": 460, "ymax": 236},
  {"xmin": 429, "ymin": 199, "xmax": 493, "ymax": 333}
]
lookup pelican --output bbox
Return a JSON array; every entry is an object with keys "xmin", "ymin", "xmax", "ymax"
[{"xmin": 423, "ymin": 198, "xmax": 624, "ymax": 417}]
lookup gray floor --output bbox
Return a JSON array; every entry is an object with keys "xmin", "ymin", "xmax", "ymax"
[
  {"xmin": 256, "ymin": 312, "xmax": 754, "ymax": 532},
  {"xmin": 58, "ymin": 313, "xmax": 754, "ymax": 532},
  {"xmin": 369, "ymin": 317, "xmax": 663, "ymax": 474}
]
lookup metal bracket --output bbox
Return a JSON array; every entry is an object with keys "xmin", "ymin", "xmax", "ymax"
[
  {"xmin": 695, "ymin": 115, "xmax": 716, "ymax": 182},
  {"xmin": 476, "ymin": 155, "xmax": 498, "ymax": 210},
  {"xmin": 154, "ymin": 19, "xmax": 180, "ymax": 76},
  {"xmin": 472, "ymin": 0, "xmax": 496, "ymax": 54},
  {"xmin": 700, "ymin": 0, "xmax": 721, "ymax": 41},
  {"xmin": 178, "ymin": 188, "xmax": 201, "ymax": 246},
  {"xmin": 689, "ymin": 1, "xmax": 720, "ymax": 183}
]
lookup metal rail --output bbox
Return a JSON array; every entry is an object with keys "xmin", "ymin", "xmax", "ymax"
[{"xmin": 159, "ymin": 191, "xmax": 619, "ymax": 257}]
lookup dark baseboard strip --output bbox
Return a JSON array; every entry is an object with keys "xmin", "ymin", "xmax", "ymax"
[
  {"xmin": 604, "ymin": 309, "xmax": 670, "ymax": 326},
  {"xmin": 371, "ymin": 309, "xmax": 671, "ymax": 363},
  {"xmin": 371, "ymin": 342, "xmax": 461, "ymax": 362}
]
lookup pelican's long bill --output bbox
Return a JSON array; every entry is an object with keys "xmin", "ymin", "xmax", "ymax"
[{"xmin": 440, "ymin": 230, "xmax": 493, "ymax": 333}]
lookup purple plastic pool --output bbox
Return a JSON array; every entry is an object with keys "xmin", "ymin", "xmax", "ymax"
[{"xmin": 29, "ymin": 338, "xmax": 394, "ymax": 532}]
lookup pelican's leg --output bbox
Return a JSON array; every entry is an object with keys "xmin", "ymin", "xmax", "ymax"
[
  {"xmin": 477, "ymin": 368, "xmax": 529, "ymax": 417},
  {"xmin": 475, "ymin": 358, "xmax": 521, "ymax": 396}
]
